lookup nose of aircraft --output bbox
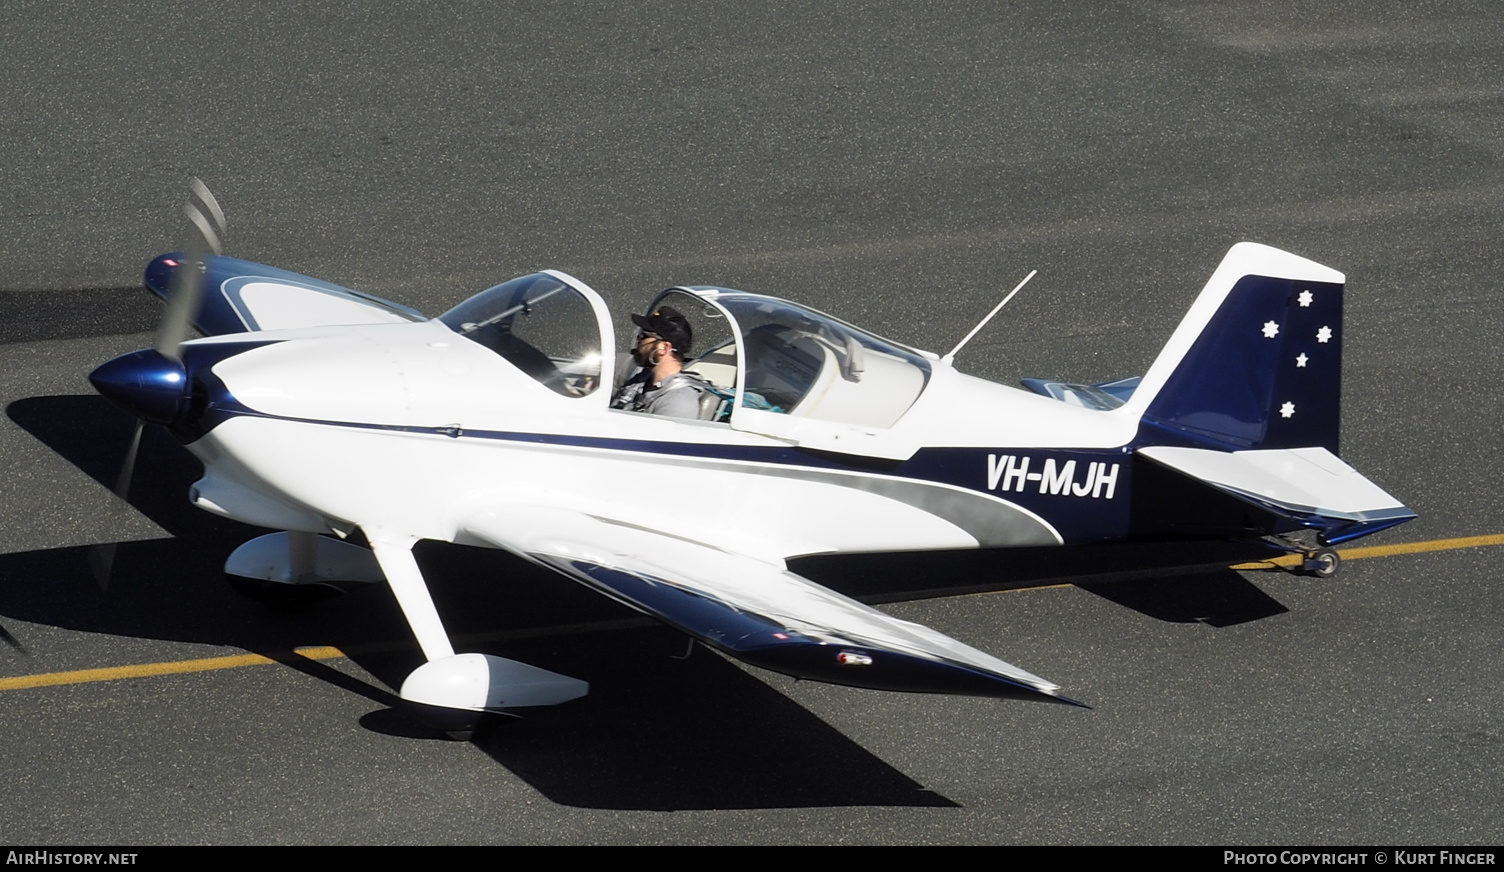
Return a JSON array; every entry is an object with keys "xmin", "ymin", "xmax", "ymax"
[{"xmin": 89, "ymin": 349, "xmax": 189, "ymax": 425}]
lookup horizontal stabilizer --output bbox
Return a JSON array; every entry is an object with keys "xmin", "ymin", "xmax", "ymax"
[
  {"xmin": 1021, "ymin": 376, "xmax": 1140, "ymax": 411},
  {"xmin": 458, "ymin": 506, "xmax": 1080, "ymax": 705},
  {"xmin": 1139, "ymin": 446, "xmax": 1416, "ymax": 544}
]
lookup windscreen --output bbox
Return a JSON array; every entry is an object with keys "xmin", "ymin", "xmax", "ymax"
[{"xmin": 440, "ymin": 273, "xmax": 604, "ymax": 397}]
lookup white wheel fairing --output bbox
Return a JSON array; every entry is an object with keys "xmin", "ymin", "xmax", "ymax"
[
  {"xmin": 224, "ymin": 532, "xmax": 383, "ymax": 585},
  {"xmin": 400, "ymin": 654, "xmax": 588, "ymax": 712}
]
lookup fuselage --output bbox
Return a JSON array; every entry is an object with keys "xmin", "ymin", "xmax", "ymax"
[
  {"xmin": 94, "ymin": 250, "xmax": 1403, "ymax": 563},
  {"xmin": 177, "ymin": 315, "xmax": 1145, "ymax": 562}
]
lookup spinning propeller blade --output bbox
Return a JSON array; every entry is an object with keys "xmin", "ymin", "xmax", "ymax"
[
  {"xmin": 187, "ymin": 177, "xmax": 226, "ymax": 251},
  {"xmin": 87, "ymin": 419, "xmax": 144, "ymax": 588},
  {"xmin": 155, "ymin": 176, "xmax": 224, "ymax": 360},
  {"xmin": 91, "ymin": 178, "xmax": 225, "ymax": 588}
]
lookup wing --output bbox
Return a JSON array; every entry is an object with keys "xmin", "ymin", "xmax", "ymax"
[
  {"xmin": 457, "ymin": 506, "xmax": 1079, "ymax": 705},
  {"xmin": 144, "ymin": 253, "xmax": 425, "ymax": 336},
  {"xmin": 1138, "ymin": 446, "xmax": 1416, "ymax": 544}
]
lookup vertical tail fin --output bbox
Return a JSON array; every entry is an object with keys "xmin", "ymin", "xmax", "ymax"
[{"xmin": 1125, "ymin": 243, "xmax": 1346, "ymax": 453}]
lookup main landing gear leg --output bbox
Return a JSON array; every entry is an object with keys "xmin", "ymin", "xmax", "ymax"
[{"xmin": 365, "ymin": 530, "xmax": 588, "ymax": 740}]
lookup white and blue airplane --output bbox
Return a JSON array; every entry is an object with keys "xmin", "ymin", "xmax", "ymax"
[{"xmin": 89, "ymin": 227, "xmax": 1415, "ymax": 734}]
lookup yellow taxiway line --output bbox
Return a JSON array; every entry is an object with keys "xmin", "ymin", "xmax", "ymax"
[
  {"xmin": 2, "ymin": 532, "xmax": 1499, "ymax": 694},
  {"xmin": 0, "ymin": 646, "xmax": 344, "ymax": 691},
  {"xmin": 1227, "ymin": 532, "xmax": 1504, "ymax": 570}
]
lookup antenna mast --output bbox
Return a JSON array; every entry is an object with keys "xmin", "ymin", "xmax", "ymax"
[{"xmin": 941, "ymin": 270, "xmax": 1037, "ymax": 365}]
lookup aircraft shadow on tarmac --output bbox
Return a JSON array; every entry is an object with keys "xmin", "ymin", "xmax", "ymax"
[
  {"xmin": 3, "ymin": 393, "xmax": 1291, "ymax": 810},
  {"xmin": 0, "ymin": 287, "xmax": 157, "ymax": 346}
]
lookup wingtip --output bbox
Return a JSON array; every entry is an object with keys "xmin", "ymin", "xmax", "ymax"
[
  {"xmin": 1045, "ymin": 691, "xmax": 1092, "ymax": 709},
  {"xmin": 1009, "ymin": 679, "xmax": 1089, "ymax": 709}
]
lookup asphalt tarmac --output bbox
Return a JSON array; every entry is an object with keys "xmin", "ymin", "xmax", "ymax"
[{"xmin": 1, "ymin": 1, "xmax": 1500, "ymax": 845}]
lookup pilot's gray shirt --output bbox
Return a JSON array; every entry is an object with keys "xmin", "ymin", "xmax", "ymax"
[{"xmin": 611, "ymin": 370, "xmax": 709, "ymax": 419}]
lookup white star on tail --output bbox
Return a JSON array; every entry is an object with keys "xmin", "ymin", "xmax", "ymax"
[
  {"xmin": 1296, "ymin": 353, "xmax": 1308, "ymax": 367},
  {"xmin": 1317, "ymin": 325, "xmax": 1333, "ymax": 343},
  {"xmin": 1280, "ymin": 402, "xmax": 1295, "ymax": 418},
  {"xmin": 1298, "ymin": 290, "xmax": 1314, "ymax": 307},
  {"xmin": 1262, "ymin": 320, "xmax": 1280, "ymax": 339}
]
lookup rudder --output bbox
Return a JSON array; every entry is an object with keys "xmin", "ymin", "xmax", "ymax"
[{"xmin": 1127, "ymin": 243, "xmax": 1346, "ymax": 453}]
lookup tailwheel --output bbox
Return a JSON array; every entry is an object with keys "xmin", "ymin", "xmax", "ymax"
[{"xmin": 1302, "ymin": 548, "xmax": 1340, "ymax": 578}]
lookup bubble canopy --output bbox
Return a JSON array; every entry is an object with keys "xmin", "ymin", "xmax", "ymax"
[
  {"xmin": 638, "ymin": 287, "xmax": 931, "ymax": 430},
  {"xmin": 439, "ymin": 272, "xmax": 607, "ymax": 398},
  {"xmin": 437, "ymin": 272, "xmax": 932, "ymax": 430}
]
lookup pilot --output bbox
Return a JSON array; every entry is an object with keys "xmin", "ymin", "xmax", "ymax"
[{"xmin": 611, "ymin": 305, "xmax": 712, "ymax": 419}]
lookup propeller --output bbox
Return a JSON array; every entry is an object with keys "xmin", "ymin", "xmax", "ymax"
[
  {"xmin": 90, "ymin": 177, "xmax": 226, "ymax": 589},
  {"xmin": 156, "ymin": 177, "xmax": 225, "ymax": 359}
]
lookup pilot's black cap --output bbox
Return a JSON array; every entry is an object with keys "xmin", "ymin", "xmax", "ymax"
[{"xmin": 631, "ymin": 305, "xmax": 692, "ymax": 354}]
